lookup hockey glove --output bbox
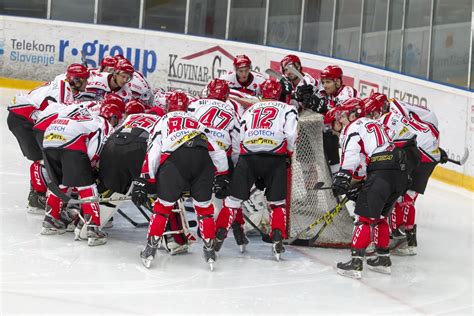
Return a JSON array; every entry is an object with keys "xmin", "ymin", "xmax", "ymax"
[
  {"xmin": 345, "ymin": 182, "xmax": 364, "ymax": 201},
  {"xmin": 279, "ymin": 77, "xmax": 293, "ymax": 102},
  {"xmin": 332, "ymin": 169, "xmax": 352, "ymax": 196},
  {"xmin": 309, "ymin": 95, "xmax": 328, "ymax": 113},
  {"xmin": 131, "ymin": 178, "xmax": 149, "ymax": 206},
  {"xmin": 295, "ymin": 84, "xmax": 314, "ymax": 106},
  {"xmin": 213, "ymin": 174, "xmax": 231, "ymax": 199},
  {"xmin": 439, "ymin": 148, "xmax": 449, "ymax": 164}
]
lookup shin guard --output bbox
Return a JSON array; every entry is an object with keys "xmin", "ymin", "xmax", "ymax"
[
  {"xmin": 78, "ymin": 185, "xmax": 101, "ymax": 226},
  {"xmin": 30, "ymin": 161, "xmax": 47, "ymax": 193},
  {"xmin": 270, "ymin": 205, "xmax": 287, "ymax": 239},
  {"xmin": 46, "ymin": 187, "xmax": 67, "ymax": 220},
  {"xmin": 352, "ymin": 216, "xmax": 374, "ymax": 249},
  {"xmin": 148, "ymin": 200, "xmax": 173, "ymax": 238},
  {"xmin": 374, "ymin": 218, "xmax": 390, "ymax": 249},
  {"xmin": 195, "ymin": 202, "xmax": 216, "ymax": 240}
]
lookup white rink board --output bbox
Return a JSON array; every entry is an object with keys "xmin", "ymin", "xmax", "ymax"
[{"xmin": 0, "ymin": 15, "xmax": 472, "ymax": 179}]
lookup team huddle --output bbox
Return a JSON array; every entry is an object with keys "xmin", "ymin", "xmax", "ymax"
[{"xmin": 6, "ymin": 52, "xmax": 447, "ymax": 275}]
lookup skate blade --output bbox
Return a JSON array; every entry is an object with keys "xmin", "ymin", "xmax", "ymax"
[
  {"xmin": 368, "ymin": 265, "xmax": 391, "ymax": 274},
  {"xmin": 141, "ymin": 257, "xmax": 153, "ymax": 269},
  {"xmin": 40, "ymin": 227, "xmax": 66, "ymax": 235},
  {"xmin": 274, "ymin": 252, "xmax": 281, "ymax": 261},
  {"xmin": 239, "ymin": 244, "xmax": 246, "ymax": 253},
  {"xmin": 207, "ymin": 259, "xmax": 215, "ymax": 271},
  {"xmin": 336, "ymin": 268, "xmax": 362, "ymax": 279},
  {"xmin": 87, "ymin": 238, "xmax": 107, "ymax": 247}
]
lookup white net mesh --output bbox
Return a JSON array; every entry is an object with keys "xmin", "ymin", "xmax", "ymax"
[{"xmin": 288, "ymin": 111, "xmax": 353, "ymax": 247}]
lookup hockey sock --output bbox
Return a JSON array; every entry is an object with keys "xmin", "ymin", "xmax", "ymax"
[
  {"xmin": 215, "ymin": 206, "xmax": 236, "ymax": 231},
  {"xmin": 352, "ymin": 216, "xmax": 374, "ymax": 249},
  {"xmin": 195, "ymin": 203, "xmax": 216, "ymax": 240},
  {"xmin": 234, "ymin": 208, "xmax": 245, "ymax": 225},
  {"xmin": 148, "ymin": 200, "xmax": 173, "ymax": 238},
  {"xmin": 30, "ymin": 161, "xmax": 47, "ymax": 193},
  {"xmin": 270, "ymin": 205, "xmax": 287, "ymax": 239},
  {"xmin": 390, "ymin": 199, "xmax": 404, "ymax": 230},
  {"xmin": 78, "ymin": 185, "xmax": 101, "ymax": 226},
  {"xmin": 403, "ymin": 191, "xmax": 418, "ymax": 230},
  {"xmin": 46, "ymin": 187, "xmax": 67, "ymax": 220},
  {"xmin": 374, "ymin": 218, "xmax": 390, "ymax": 249}
]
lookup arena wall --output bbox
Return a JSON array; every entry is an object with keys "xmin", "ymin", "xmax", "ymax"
[{"xmin": 1, "ymin": 16, "xmax": 472, "ymax": 190}]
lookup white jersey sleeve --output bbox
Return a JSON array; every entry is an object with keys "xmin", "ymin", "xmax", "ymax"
[
  {"xmin": 129, "ymin": 71, "xmax": 153, "ymax": 105},
  {"xmin": 389, "ymin": 98, "xmax": 439, "ymax": 129},
  {"xmin": 239, "ymin": 101, "xmax": 298, "ymax": 155},
  {"xmin": 220, "ymin": 71, "xmax": 266, "ymax": 96}
]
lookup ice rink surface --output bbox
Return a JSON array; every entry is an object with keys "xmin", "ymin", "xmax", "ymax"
[{"xmin": 0, "ymin": 87, "xmax": 473, "ymax": 315}]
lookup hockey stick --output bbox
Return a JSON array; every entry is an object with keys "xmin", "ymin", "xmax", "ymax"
[
  {"xmin": 265, "ymin": 68, "xmax": 284, "ymax": 80},
  {"xmin": 80, "ymin": 50, "xmax": 89, "ymax": 68},
  {"xmin": 286, "ymin": 64, "xmax": 306, "ymax": 82},
  {"xmin": 242, "ymin": 212, "xmax": 272, "ymax": 243},
  {"xmin": 287, "ymin": 197, "xmax": 349, "ymax": 245},
  {"xmin": 446, "ymin": 147, "xmax": 469, "ymax": 166}
]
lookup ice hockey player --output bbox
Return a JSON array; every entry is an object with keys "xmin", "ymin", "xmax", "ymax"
[
  {"xmin": 365, "ymin": 93, "xmax": 447, "ymax": 255},
  {"xmin": 217, "ymin": 78, "xmax": 298, "ymax": 261},
  {"xmin": 220, "ymin": 54, "xmax": 266, "ymax": 96},
  {"xmin": 40, "ymin": 101, "xmax": 121, "ymax": 246},
  {"xmin": 7, "ymin": 63, "xmax": 90, "ymax": 212},
  {"xmin": 328, "ymin": 98, "xmax": 408, "ymax": 278},
  {"xmin": 187, "ymin": 78, "xmax": 246, "ymax": 252},
  {"xmin": 131, "ymin": 91, "xmax": 228, "ymax": 269},
  {"xmin": 279, "ymin": 54, "xmax": 320, "ymax": 109},
  {"xmin": 80, "ymin": 59, "xmax": 134, "ymax": 102}
]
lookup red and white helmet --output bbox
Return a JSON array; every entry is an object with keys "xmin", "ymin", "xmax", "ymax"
[
  {"xmin": 100, "ymin": 56, "xmax": 117, "ymax": 69},
  {"xmin": 114, "ymin": 59, "xmax": 134, "ymax": 75},
  {"xmin": 233, "ymin": 54, "xmax": 252, "ymax": 69},
  {"xmin": 104, "ymin": 93, "xmax": 126, "ymax": 112},
  {"xmin": 167, "ymin": 91, "xmax": 189, "ymax": 112},
  {"xmin": 324, "ymin": 107, "xmax": 339, "ymax": 126},
  {"xmin": 145, "ymin": 106, "xmax": 166, "ymax": 117},
  {"xmin": 114, "ymin": 54, "xmax": 127, "ymax": 62},
  {"xmin": 280, "ymin": 54, "xmax": 302, "ymax": 72},
  {"xmin": 125, "ymin": 99, "xmax": 146, "ymax": 115},
  {"xmin": 66, "ymin": 63, "xmax": 89, "ymax": 82},
  {"xmin": 321, "ymin": 65, "xmax": 343, "ymax": 81},
  {"xmin": 260, "ymin": 78, "xmax": 282, "ymax": 100},
  {"xmin": 100, "ymin": 103, "xmax": 123, "ymax": 126},
  {"xmin": 336, "ymin": 97, "xmax": 365, "ymax": 119},
  {"xmin": 206, "ymin": 78, "xmax": 230, "ymax": 101},
  {"xmin": 370, "ymin": 92, "xmax": 388, "ymax": 104},
  {"xmin": 362, "ymin": 97, "xmax": 382, "ymax": 115}
]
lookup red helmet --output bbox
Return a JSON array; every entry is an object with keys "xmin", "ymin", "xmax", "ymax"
[
  {"xmin": 66, "ymin": 63, "xmax": 89, "ymax": 81},
  {"xmin": 100, "ymin": 103, "xmax": 123, "ymax": 123},
  {"xmin": 145, "ymin": 106, "xmax": 166, "ymax": 117},
  {"xmin": 114, "ymin": 54, "xmax": 127, "ymax": 61},
  {"xmin": 125, "ymin": 99, "xmax": 146, "ymax": 115},
  {"xmin": 321, "ymin": 65, "xmax": 343, "ymax": 80},
  {"xmin": 323, "ymin": 107, "xmax": 338, "ymax": 126},
  {"xmin": 336, "ymin": 98, "xmax": 365, "ymax": 119},
  {"xmin": 370, "ymin": 92, "xmax": 388, "ymax": 104},
  {"xmin": 280, "ymin": 54, "xmax": 302, "ymax": 72},
  {"xmin": 167, "ymin": 91, "xmax": 189, "ymax": 112},
  {"xmin": 207, "ymin": 78, "xmax": 230, "ymax": 101},
  {"xmin": 233, "ymin": 54, "xmax": 252, "ymax": 69},
  {"xmin": 260, "ymin": 78, "xmax": 282, "ymax": 100},
  {"xmin": 104, "ymin": 93, "xmax": 126, "ymax": 112},
  {"xmin": 114, "ymin": 59, "xmax": 134, "ymax": 75},
  {"xmin": 363, "ymin": 97, "xmax": 383, "ymax": 115},
  {"xmin": 100, "ymin": 56, "xmax": 117, "ymax": 69}
]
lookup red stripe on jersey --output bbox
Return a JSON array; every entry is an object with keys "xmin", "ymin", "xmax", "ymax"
[
  {"xmin": 8, "ymin": 104, "xmax": 37, "ymax": 122},
  {"xmin": 63, "ymin": 134, "xmax": 90, "ymax": 153},
  {"xmin": 34, "ymin": 113, "xmax": 59, "ymax": 131}
]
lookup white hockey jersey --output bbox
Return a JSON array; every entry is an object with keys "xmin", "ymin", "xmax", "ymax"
[
  {"xmin": 118, "ymin": 113, "xmax": 161, "ymax": 136},
  {"xmin": 8, "ymin": 75, "xmax": 76, "ymax": 122},
  {"xmin": 34, "ymin": 101, "xmax": 97, "ymax": 132},
  {"xmin": 380, "ymin": 110, "xmax": 440, "ymax": 163},
  {"xmin": 43, "ymin": 116, "xmax": 114, "ymax": 166},
  {"xmin": 239, "ymin": 101, "xmax": 298, "ymax": 156},
  {"xmin": 140, "ymin": 111, "xmax": 228, "ymax": 183},
  {"xmin": 339, "ymin": 117, "xmax": 393, "ymax": 180},
  {"xmin": 129, "ymin": 71, "xmax": 153, "ymax": 105},
  {"xmin": 322, "ymin": 85, "xmax": 358, "ymax": 109},
  {"xmin": 80, "ymin": 72, "xmax": 133, "ymax": 102},
  {"xmin": 220, "ymin": 71, "xmax": 266, "ymax": 96},
  {"xmin": 188, "ymin": 98, "xmax": 240, "ymax": 165},
  {"xmin": 389, "ymin": 98, "xmax": 439, "ymax": 130},
  {"xmin": 152, "ymin": 89, "xmax": 197, "ymax": 110}
]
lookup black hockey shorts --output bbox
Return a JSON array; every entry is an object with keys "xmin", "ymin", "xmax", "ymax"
[
  {"xmin": 230, "ymin": 154, "xmax": 287, "ymax": 203},
  {"xmin": 155, "ymin": 146, "xmax": 214, "ymax": 203},
  {"xmin": 409, "ymin": 162, "xmax": 437, "ymax": 194},
  {"xmin": 323, "ymin": 130, "xmax": 340, "ymax": 166},
  {"xmin": 7, "ymin": 112, "xmax": 43, "ymax": 161},
  {"xmin": 98, "ymin": 132, "xmax": 148, "ymax": 194},
  {"xmin": 355, "ymin": 169, "xmax": 408, "ymax": 219},
  {"xmin": 43, "ymin": 148, "xmax": 95, "ymax": 188}
]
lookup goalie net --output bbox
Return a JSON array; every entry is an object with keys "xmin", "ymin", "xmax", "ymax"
[{"xmin": 242, "ymin": 110, "xmax": 353, "ymax": 248}]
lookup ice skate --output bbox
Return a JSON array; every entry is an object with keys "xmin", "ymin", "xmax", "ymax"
[
  {"xmin": 271, "ymin": 229, "xmax": 285, "ymax": 261},
  {"xmin": 87, "ymin": 225, "xmax": 108, "ymax": 246},
  {"xmin": 404, "ymin": 225, "xmax": 417, "ymax": 255},
  {"xmin": 336, "ymin": 249, "xmax": 364, "ymax": 279},
  {"xmin": 60, "ymin": 206, "xmax": 80, "ymax": 232},
  {"xmin": 389, "ymin": 227, "xmax": 408, "ymax": 252},
  {"xmin": 74, "ymin": 218, "xmax": 85, "ymax": 241},
  {"xmin": 41, "ymin": 213, "xmax": 67, "ymax": 235},
  {"xmin": 27, "ymin": 187, "xmax": 46, "ymax": 215},
  {"xmin": 214, "ymin": 227, "xmax": 227, "ymax": 252},
  {"xmin": 203, "ymin": 239, "xmax": 216, "ymax": 271},
  {"xmin": 140, "ymin": 236, "xmax": 161, "ymax": 268},
  {"xmin": 367, "ymin": 248, "xmax": 391, "ymax": 274},
  {"xmin": 232, "ymin": 222, "xmax": 249, "ymax": 253}
]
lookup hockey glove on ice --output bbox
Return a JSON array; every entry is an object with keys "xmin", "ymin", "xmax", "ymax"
[
  {"xmin": 439, "ymin": 148, "xmax": 449, "ymax": 164},
  {"xmin": 213, "ymin": 174, "xmax": 231, "ymax": 199},
  {"xmin": 131, "ymin": 178, "xmax": 149, "ymax": 206},
  {"xmin": 332, "ymin": 169, "xmax": 352, "ymax": 196}
]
